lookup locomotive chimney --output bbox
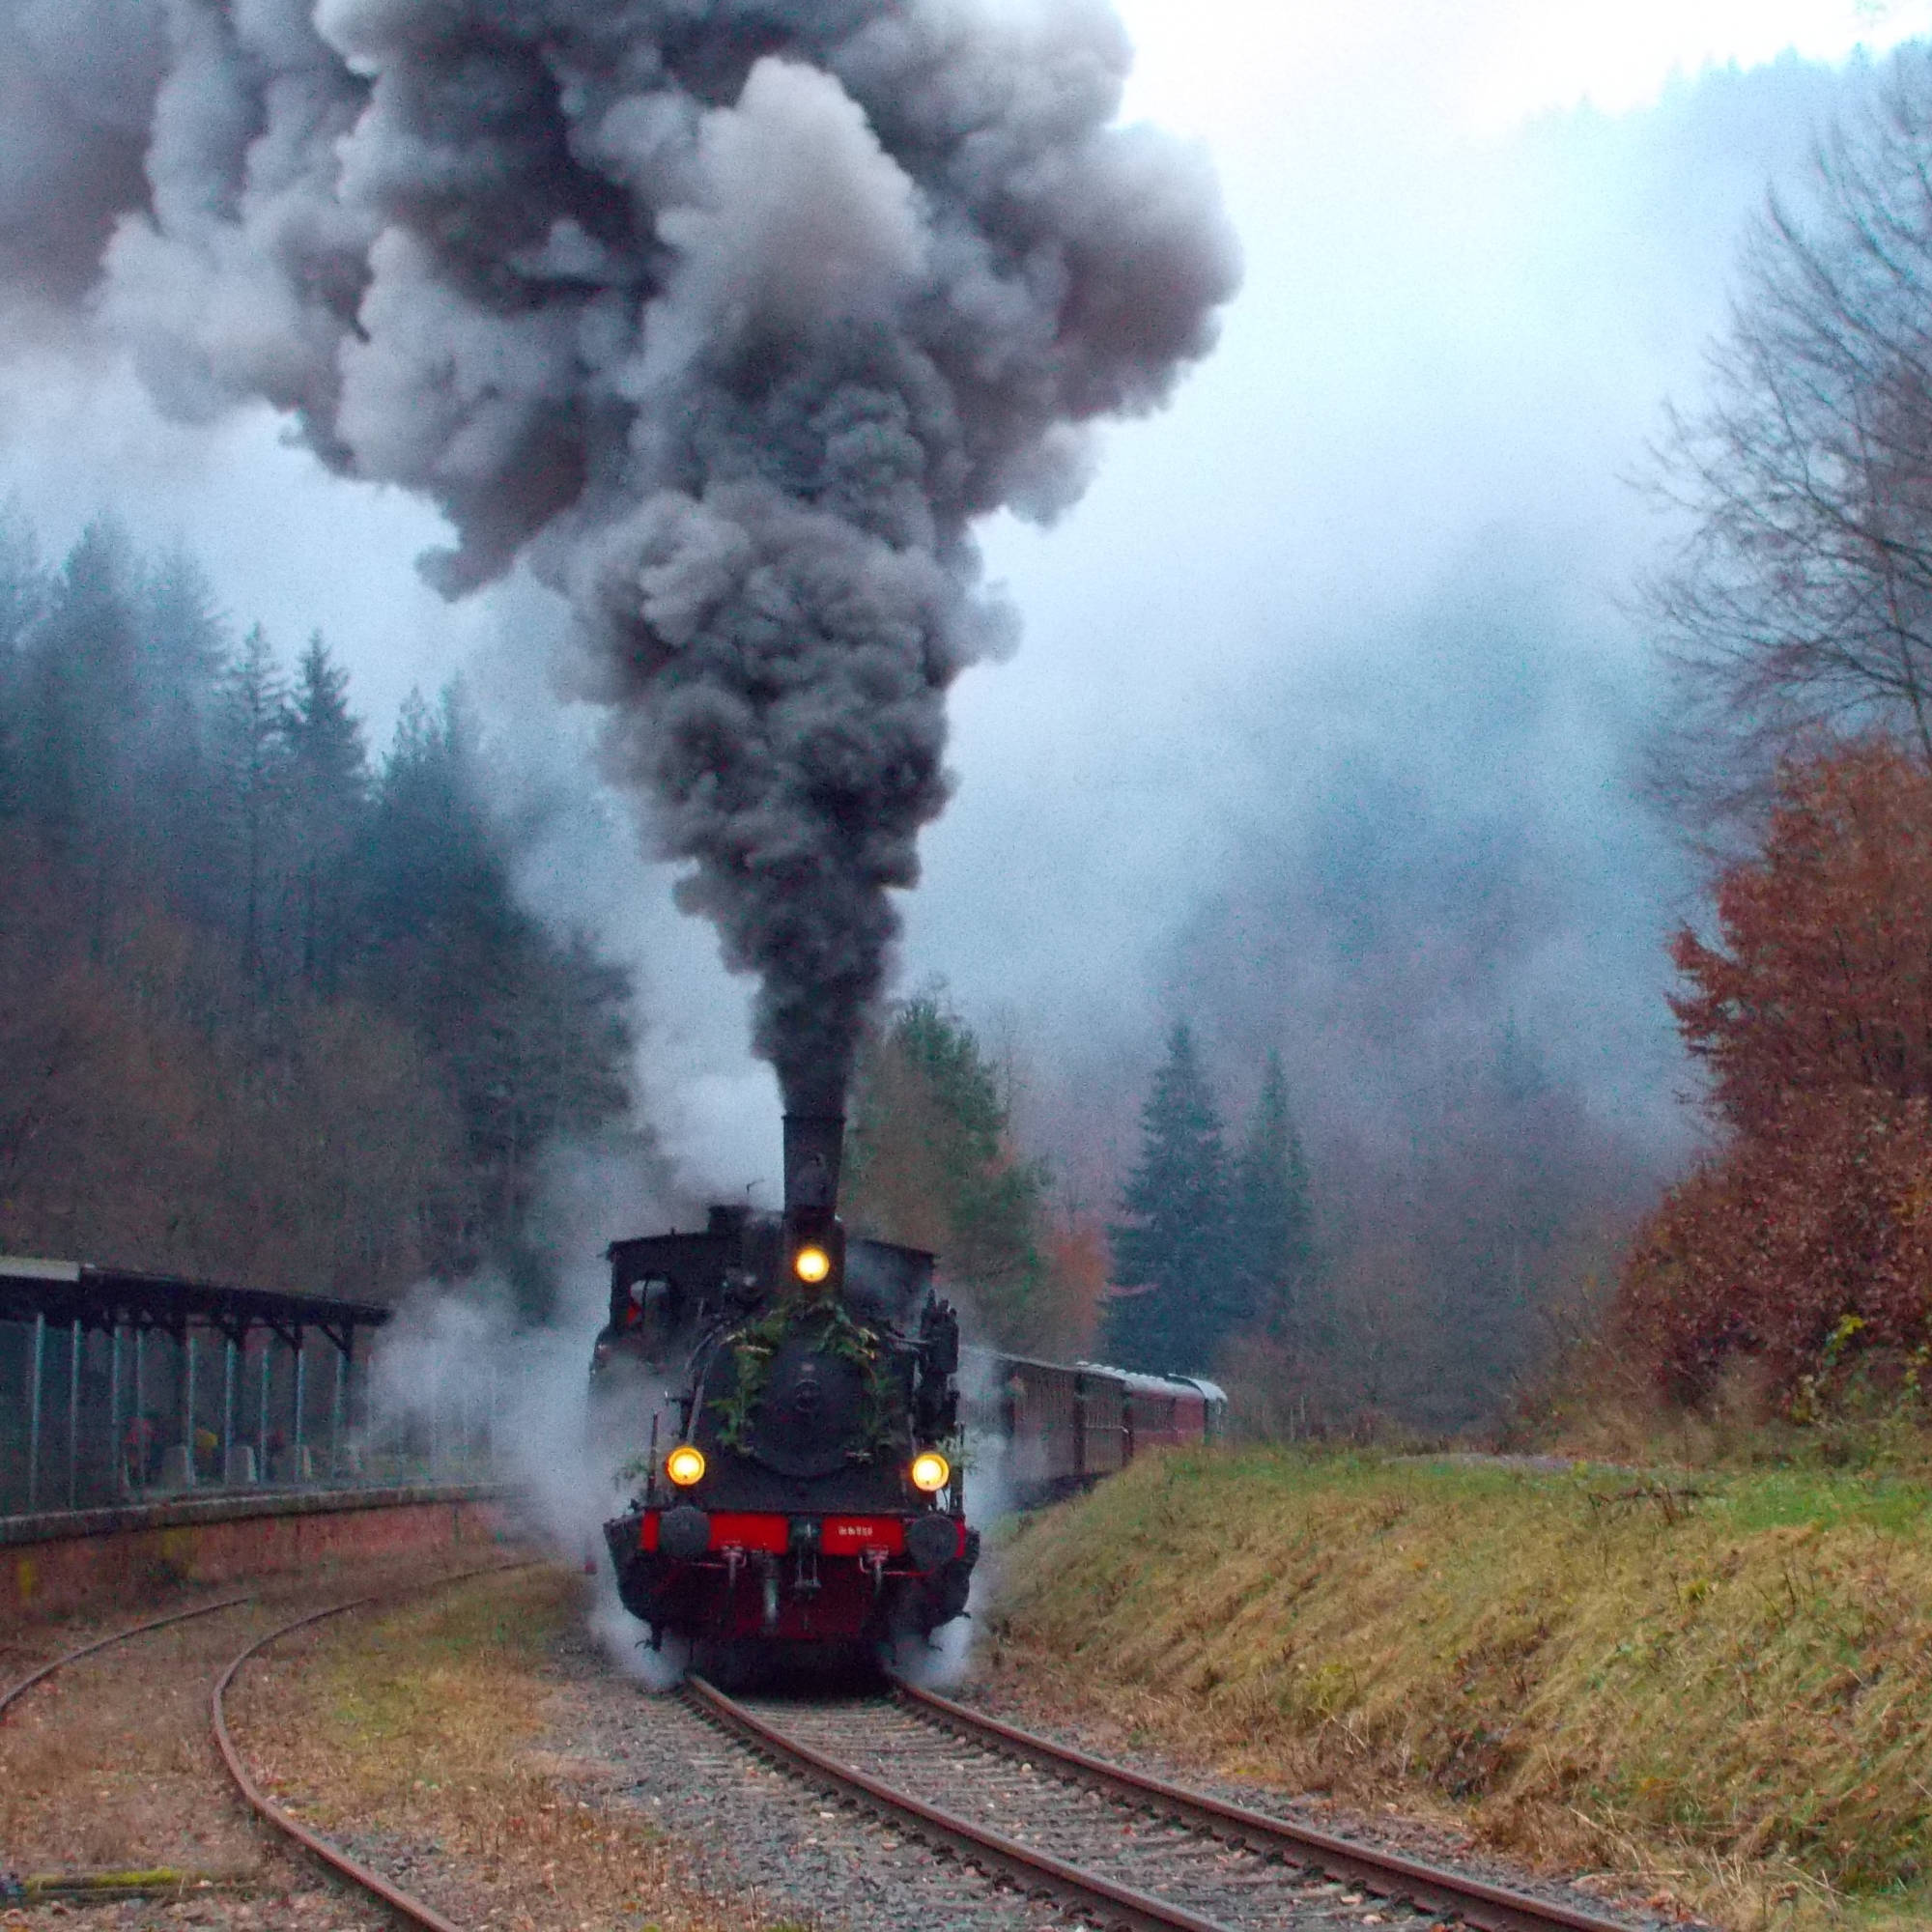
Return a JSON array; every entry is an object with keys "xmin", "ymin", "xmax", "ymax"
[{"xmin": 782, "ymin": 1113, "xmax": 844, "ymax": 1214}]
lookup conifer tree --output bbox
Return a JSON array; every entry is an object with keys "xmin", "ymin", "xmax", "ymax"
[
  {"xmin": 845, "ymin": 993, "xmax": 1053, "ymax": 1349},
  {"xmin": 135, "ymin": 550, "xmax": 229, "ymax": 918},
  {"xmin": 138, "ymin": 550, "xmax": 226, "ymax": 733},
  {"xmin": 1103, "ymin": 1019, "xmax": 1233, "ymax": 1373},
  {"xmin": 0, "ymin": 504, "xmax": 45, "ymax": 822},
  {"xmin": 0, "ymin": 510, "xmax": 638, "ymax": 1306},
  {"xmin": 282, "ymin": 634, "xmax": 367, "ymax": 993},
  {"xmin": 360, "ymin": 688, "xmax": 634, "ymax": 1294},
  {"xmin": 1228, "ymin": 1050, "xmax": 1313, "ymax": 1339},
  {"xmin": 0, "ymin": 502, "xmax": 40, "ymax": 654},
  {"xmin": 19, "ymin": 523, "xmax": 143, "ymax": 930},
  {"xmin": 214, "ymin": 625, "xmax": 288, "ymax": 985},
  {"xmin": 361, "ymin": 688, "xmax": 519, "ymax": 1013}
]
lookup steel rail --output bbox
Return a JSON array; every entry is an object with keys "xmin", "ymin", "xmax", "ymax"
[
  {"xmin": 211, "ymin": 1594, "xmax": 466, "ymax": 1932},
  {"xmin": 685, "ymin": 1672, "xmax": 1236, "ymax": 1932},
  {"xmin": 4, "ymin": 1558, "xmax": 539, "ymax": 1930},
  {"xmin": 0, "ymin": 1594, "xmax": 255, "ymax": 1721},
  {"xmin": 211, "ymin": 1559, "xmax": 538, "ymax": 1932},
  {"xmin": 894, "ymin": 1678, "xmax": 1637, "ymax": 1932}
]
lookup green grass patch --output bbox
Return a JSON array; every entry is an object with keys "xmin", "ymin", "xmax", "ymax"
[{"xmin": 988, "ymin": 1449, "xmax": 1932, "ymax": 1931}]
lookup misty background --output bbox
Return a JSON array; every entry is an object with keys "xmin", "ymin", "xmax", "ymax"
[{"xmin": 7, "ymin": 3, "xmax": 1932, "ymax": 1428}]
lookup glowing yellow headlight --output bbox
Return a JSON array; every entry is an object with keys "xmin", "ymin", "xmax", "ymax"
[
  {"xmin": 909, "ymin": 1450, "xmax": 951, "ymax": 1493},
  {"xmin": 665, "ymin": 1444, "xmax": 707, "ymax": 1488},
  {"xmin": 793, "ymin": 1244, "xmax": 832, "ymax": 1285}
]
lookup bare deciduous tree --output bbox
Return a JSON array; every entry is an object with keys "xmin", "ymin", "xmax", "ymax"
[{"xmin": 1648, "ymin": 53, "xmax": 1932, "ymax": 821}]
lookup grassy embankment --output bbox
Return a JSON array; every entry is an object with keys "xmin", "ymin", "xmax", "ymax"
[{"xmin": 986, "ymin": 1449, "xmax": 1932, "ymax": 1932}]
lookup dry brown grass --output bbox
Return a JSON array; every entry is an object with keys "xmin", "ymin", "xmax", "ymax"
[
  {"xmin": 233, "ymin": 1565, "xmax": 793, "ymax": 1932},
  {"xmin": 0, "ymin": 1552, "xmax": 494, "ymax": 1883},
  {"xmin": 986, "ymin": 1448, "xmax": 1932, "ymax": 1932}
]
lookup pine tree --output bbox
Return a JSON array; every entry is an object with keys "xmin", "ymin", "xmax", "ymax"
[
  {"xmin": 213, "ymin": 625, "xmax": 289, "ymax": 985},
  {"xmin": 844, "ymin": 993, "xmax": 1054, "ymax": 1349},
  {"xmin": 0, "ymin": 519, "xmax": 639, "ymax": 1307},
  {"xmin": 360, "ymin": 688, "xmax": 520, "ymax": 1014},
  {"xmin": 134, "ymin": 549, "xmax": 229, "ymax": 919},
  {"xmin": 18, "ymin": 524, "xmax": 144, "ymax": 941},
  {"xmin": 1228, "ymin": 1050, "xmax": 1312, "ymax": 1339},
  {"xmin": 1103, "ymin": 1020, "xmax": 1233, "ymax": 1373},
  {"xmin": 282, "ymin": 634, "xmax": 367, "ymax": 993},
  {"xmin": 0, "ymin": 502, "xmax": 41, "ymax": 653},
  {"xmin": 360, "ymin": 687, "xmax": 635, "ymax": 1295},
  {"xmin": 0, "ymin": 503, "xmax": 45, "ymax": 822},
  {"xmin": 137, "ymin": 550, "xmax": 226, "ymax": 734}
]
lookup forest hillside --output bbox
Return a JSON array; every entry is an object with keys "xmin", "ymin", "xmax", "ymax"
[{"xmin": 0, "ymin": 512, "xmax": 638, "ymax": 1314}]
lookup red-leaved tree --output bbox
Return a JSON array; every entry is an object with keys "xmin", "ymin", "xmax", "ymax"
[{"xmin": 1619, "ymin": 741, "xmax": 1932, "ymax": 1403}]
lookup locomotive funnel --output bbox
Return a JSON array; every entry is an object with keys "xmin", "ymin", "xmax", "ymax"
[{"xmin": 782, "ymin": 1113, "xmax": 844, "ymax": 1213}]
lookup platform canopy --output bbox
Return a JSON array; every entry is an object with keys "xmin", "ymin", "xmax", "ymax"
[{"xmin": 0, "ymin": 1257, "xmax": 391, "ymax": 1350}]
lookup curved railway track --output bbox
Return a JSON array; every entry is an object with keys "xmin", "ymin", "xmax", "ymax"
[
  {"xmin": 8, "ymin": 1580, "xmax": 1656, "ymax": 1932},
  {"xmin": 1, "ymin": 1563, "xmax": 527, "ymax": 1928},
  {"xmin": 684, "ymin": 1672, "xmax": 1649, "ymax": 1932},
  {"xmin": 210, "ymin": 1590, "xmax": 469, "ymax": 1931}
]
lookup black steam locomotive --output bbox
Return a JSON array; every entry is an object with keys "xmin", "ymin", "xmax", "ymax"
[{"xmin": 595, "ymin": 1115, "xmax": 977, "ymax": 1662}]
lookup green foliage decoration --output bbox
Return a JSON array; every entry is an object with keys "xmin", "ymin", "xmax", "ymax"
[{"xmin": 708, "ymin": 1293, "xmax": 902, "ymax": 1460}]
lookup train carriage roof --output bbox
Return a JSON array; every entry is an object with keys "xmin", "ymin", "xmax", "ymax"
[
  {"xmin": 1078, "ymin": 1362, "xmax": 1226, "ymax": 1404},
  {"xmin": 959, "ymin": 1348, "xmax": 1224, "ymax": 1406},
  {"xmin": 961, "ymin": 1346, "xmax": 1115, "ymax": 1380}
]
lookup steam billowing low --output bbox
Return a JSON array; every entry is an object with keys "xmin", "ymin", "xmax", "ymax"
[{"xmin": 0, "ymin": 0, "xmax": 1237, "ymax": 1113}]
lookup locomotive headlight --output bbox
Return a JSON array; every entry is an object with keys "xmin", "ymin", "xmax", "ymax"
[
  {"xmin": 909, "ymin": 1450, "xmax": 951, "ymax": 1493},
  {"xmin": 793, "ymin": 1244, "xmax": 832, "ymax": 1285},
  {"xmin": 665, "ymin": 1444, "xmax": 707, "ymax": 1488}
]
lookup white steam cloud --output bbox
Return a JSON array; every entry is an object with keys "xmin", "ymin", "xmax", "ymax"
[
  {"xmin": 0, "ymin": 0, "xmax": 1238, "ymax": 1115},
  {"xmin": 367, "ymin": 1266, "xmax": 686, "ymax": 1686},
  {"xmin": 360, "ymin": 1140, "xmax": 688, "ymax": 1680}
]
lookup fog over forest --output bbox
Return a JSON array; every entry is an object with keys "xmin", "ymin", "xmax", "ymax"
[{"xmin": 3, "ymin": 6, "xmax": 1928, "ymax": 1425}]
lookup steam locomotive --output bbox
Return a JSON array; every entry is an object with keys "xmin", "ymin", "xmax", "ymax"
[{"xmin": 595, "ymin": 1115, "xmax": 977, "ymax": 1663}]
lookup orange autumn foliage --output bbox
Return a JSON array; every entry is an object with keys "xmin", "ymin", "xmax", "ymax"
[
  {"xmin": 1619, "ymin": 742, "xmax": 1932, "ymax": 1403},
  {"xmin": 1043, "ymin": 1212, "xmax": 1111, "ymax": 1352}
]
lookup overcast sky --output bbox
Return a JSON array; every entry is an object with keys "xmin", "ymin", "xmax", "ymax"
[{"xmin": 4, "ymin": 1, "xmax": 1929, "ymax": 1200}]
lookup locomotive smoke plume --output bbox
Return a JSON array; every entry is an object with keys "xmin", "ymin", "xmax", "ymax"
[{"xmin": 0, "ymin": 0, "xmax": 1239, "ymax": 1118}]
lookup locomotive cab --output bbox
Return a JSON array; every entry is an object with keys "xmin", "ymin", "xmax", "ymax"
[{"xmin": 599, "ymin": 1114, "xmax": 977, "ymax": 1662}]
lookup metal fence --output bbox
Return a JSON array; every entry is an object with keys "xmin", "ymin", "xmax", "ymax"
[
  {"xmin": 0, "ymin": 1315, "xmax": 504, "ymax": 1516},
  {"xmin": 0, "ymin": 1261, "xmax": 496, "ymax": 1520}
]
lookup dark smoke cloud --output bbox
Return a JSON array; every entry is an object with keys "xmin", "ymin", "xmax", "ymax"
[
  {"xmin": 0, "ymin": 1, "xmax": 165, "ymax": 308},
  {"xmin": 0, "ymin": 0, "xmax": 1237, "ymax": 1116}
]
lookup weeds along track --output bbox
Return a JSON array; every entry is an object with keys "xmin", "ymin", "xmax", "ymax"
[
  {"xmin": 0, "ymin": 1594, "xmax": 255, "ymax": 1723},
  {"xmin": 1, "ymin": 1561, "xmax": 531, "ymax": 1926},
  {"xmin": 684, "ymin": 1674, "xmax": 1648, "ymax": 1932}
]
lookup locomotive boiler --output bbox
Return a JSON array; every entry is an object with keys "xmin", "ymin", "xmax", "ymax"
[{"xmin": 596, "ymin": 1114, "xmax": 977, "ymax": 1664}]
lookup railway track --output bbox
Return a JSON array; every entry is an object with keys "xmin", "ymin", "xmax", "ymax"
[
  {"xmin": 1, "ymin": 1563, "xmax": 526, "ymax": 1927},
  {"xmin": 684, "ymin": 1673, "xmax": 1650, "ymax": 1932},
  {"xmin": 8, "ymin": 1583, "xmax": 1659, "ymax": 1932}
]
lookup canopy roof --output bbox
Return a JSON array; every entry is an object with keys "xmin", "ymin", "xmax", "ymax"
[{"xmin": 0, "ymin": 1256, "xmax": 391, "ymax": 1348}]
